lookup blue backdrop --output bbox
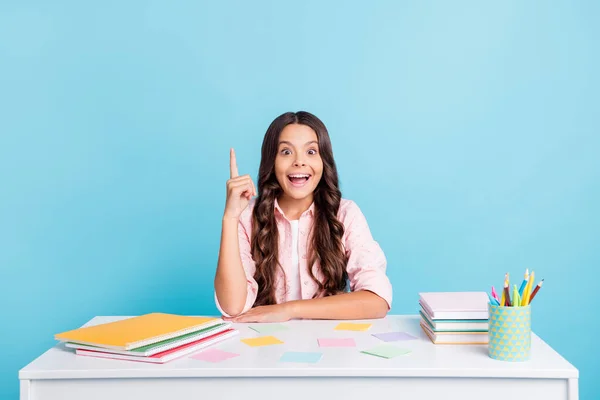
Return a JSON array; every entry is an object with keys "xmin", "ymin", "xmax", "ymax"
[{"xmin": 1, "ymin": 1, "xmax": 598, "ymax": 398}]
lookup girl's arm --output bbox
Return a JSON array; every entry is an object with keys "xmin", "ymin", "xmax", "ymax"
[
  {"xmin": 214, "ymin": 217, "xmax": 249, "ymax": 317},
  {"xmin": 214, "ymin": 148, "xmax": 258, "ymax": 317},
  {"xmin": 286, "ymin": 290, "xmax": 389, "ymax": 320},
  {"xmin": 226, "ymin": 290, "xmax": 388, "ymax": 323}
]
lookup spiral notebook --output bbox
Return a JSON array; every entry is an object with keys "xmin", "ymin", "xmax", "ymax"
[
  {"xmin": 65, "ymin": 322, "xmax": 231, "ymax": 356},
  {"xmin": 55, "ymin": 313, "xmax": 222, "ymax": 350},
  {"xmin": 76, "ymin": 328, "xmax": 239, "ymax": 364}
]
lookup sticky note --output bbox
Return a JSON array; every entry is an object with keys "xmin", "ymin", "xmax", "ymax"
[
  {"xmin": 372, "ymin": 332, "xmax": 417, "ymax": 342},
  {"xmin": 241, "ymin": 336, "xmax": 284, "ymax": 347},
  {"xmin": 361, "ymin": 345, "xmax": 411, "ymax": 359},
  {"xmin": 191, "ymin": 348, "xmax": 239, "ymax": 363},
  {"xmin": 317, "ymin": 338, "xmax": 356, "ymax": 347},
  {"xmin": 279, "ymin": 351, "xmax": 323, "ymax": 363},
  {"xmin": 334, "ymin": 322, "xmax": 372, "ymax": 331},
  {"xmin": 248, "ymin": 324, "xmax": 289, "ymax": 334}
]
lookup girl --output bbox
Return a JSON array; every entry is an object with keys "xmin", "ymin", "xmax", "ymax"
[{"xmin": 214, "ymin": 111, "xmax": 392, "ymax": 322}]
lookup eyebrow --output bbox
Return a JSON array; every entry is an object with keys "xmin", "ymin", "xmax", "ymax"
[{"xmin": 278, "ymin": 140, "xmax": 319, "ymax": 146}]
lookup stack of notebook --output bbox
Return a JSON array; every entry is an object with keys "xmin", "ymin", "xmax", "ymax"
[
  {"xmin": 419, "ymin": 292, "xmax": 489, "ymax": 344},
  {"xmin": 54, "ymin": 313, "xmax": 238, "ymax": 363}
]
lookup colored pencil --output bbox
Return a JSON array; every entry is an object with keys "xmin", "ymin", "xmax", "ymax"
[
  {"xmin": 504, "ymin": 281, "xmax": 511, "ymax": 307},
  {"xmin": 492, "ymin": 286, "xmax": 500, "ymax": 303},
  {"xmin": 528, "ymin": 279, "xmax": 544, "ymax": 303},
  {"xmin": 522, "ymin": 270, "xmax": 535, "ymax": 305},
  {"xmin": 518, "ymin": 268, "xmax": 529, "ymax": 297},
  {"xmin": 512, "ymin": 284, "xmax": 520, "ymax": 307}
]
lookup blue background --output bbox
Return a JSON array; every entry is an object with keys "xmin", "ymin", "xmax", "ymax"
[{"xmin": 1, "ymin": 1, "xmax": 598, "ymax": 398}]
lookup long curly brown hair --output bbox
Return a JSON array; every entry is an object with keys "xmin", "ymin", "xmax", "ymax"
[{"xmin": 251, "ymin": 111, "xmax": 348, "ymax": 306}]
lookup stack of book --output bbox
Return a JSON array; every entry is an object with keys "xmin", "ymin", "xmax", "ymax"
[
  {"xmin": 54, "ymin": 313, "xmax": 238, "ymax": 363},
  {"xmin": 419, "ymin": 292, "xmax": 489, "ymax": 344}
]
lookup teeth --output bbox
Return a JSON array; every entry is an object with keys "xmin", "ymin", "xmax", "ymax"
[{"xmin": 289, "ymin": 174, "xmax": 310, "ymax": 178}]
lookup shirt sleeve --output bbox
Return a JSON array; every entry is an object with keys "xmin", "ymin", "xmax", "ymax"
[
  {"xmin": 343, "ymin": 201, "xmax": 393, "ymax": 309},
  {"xmin": 214, "ymin": 214, "xmax": 259, "ymax": 317}
]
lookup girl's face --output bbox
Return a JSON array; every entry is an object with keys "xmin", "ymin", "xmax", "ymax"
[{"xmin": 275, "ymin": 123, "xmax": 323, "ymax": 203}]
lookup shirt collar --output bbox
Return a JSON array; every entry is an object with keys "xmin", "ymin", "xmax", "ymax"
[{"xmin": 274, "ymin": 197, "xmax": 315, "ymax": 219}]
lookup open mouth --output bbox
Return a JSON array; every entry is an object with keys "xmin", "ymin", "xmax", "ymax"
[{"xmin": 287, "ymin": 174, "xmax": 311, "ymax": 188}]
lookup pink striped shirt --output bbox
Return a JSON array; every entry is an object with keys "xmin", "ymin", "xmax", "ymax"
[{"xmin": 215, "ymin": 198, "xmax": 393, "ymax": 317}]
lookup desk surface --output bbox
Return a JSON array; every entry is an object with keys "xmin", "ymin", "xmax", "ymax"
[{"xmin": 19, "ymin": 315, "xmax": 577, "ymax": 380}]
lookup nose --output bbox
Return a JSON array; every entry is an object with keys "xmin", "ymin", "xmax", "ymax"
[{"xmin": 293, "ymin": 156, "xmax": 306, "ymax": 167}]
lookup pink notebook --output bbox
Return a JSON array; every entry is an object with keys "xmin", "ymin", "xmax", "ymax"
[{"xmin": 419, "ymin": 292, "xmax": 489, "ymax": 320}]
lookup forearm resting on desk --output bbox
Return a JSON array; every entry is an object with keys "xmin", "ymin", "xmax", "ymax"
[
  {"xmin": 287, "ymin": 290, "xmax": 389, "ymax": 320},
  {"xmin": 214, "ymin": 217, "xmax": 248, "ymax": 316}
]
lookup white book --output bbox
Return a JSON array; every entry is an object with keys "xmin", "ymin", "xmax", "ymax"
[{"xmin": 419, "ymin": 292, "xmax": 489, "ymax": 320}]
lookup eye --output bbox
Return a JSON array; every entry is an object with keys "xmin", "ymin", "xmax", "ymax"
[
  {"xmin": 307, "ymin": 148, "xmax": 318, "ymax": 155},
  {"xmin": 280, "ymin": 148, "xmax": 292, "ymax": 155}
]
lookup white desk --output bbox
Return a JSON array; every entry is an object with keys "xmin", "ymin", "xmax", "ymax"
[{"xmin": 19, "ymin": 315, "xmax": 578, "ymax": 400}]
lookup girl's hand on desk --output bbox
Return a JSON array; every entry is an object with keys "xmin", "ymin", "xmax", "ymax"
[{"xmin": 224, "ymin": 303, "xmax": 292, "ymax": 323}]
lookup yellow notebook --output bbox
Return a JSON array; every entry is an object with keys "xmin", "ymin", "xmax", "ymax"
[{"xmin": 55, "ymin": 313, "xmax": 221, "ymax": 350}]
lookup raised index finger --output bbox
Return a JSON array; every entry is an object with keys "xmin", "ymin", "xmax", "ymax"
[{"xmin": 230, "ymin": 148, "xmax": 239, "ymax": 178}]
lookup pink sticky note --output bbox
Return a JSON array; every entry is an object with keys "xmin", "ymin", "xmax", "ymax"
[
  {"xmin": 191, "ymin": 348, "xmax": 239, "ymax": 363},
  {"xmin": 318, "ymin": 338, "xmax": 356, "ymax": 347}
]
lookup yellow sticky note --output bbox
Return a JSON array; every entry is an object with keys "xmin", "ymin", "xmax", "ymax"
[
  {"xmin": 241, "ymin": 335, "xmax": 284, "ymax": 347},
  {"xmin": 334, "ymin": 323, "xmax": 372, "ymax": 331}
]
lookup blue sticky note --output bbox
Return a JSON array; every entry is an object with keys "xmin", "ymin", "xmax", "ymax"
[{"xmin": 279, "ymin": 351, "xmax": 323, "ymax": 364}]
